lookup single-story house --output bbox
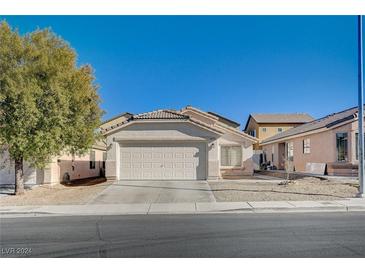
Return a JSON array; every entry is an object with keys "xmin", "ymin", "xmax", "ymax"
[
  {"xmin": 0, "ymin": 142, "xmax": 106, "ymax": 187},
  {"xmin": 260, "ymin": 106, "xmax": 362, "ymax": 176},
  {"xmin": 0, "ymin": 112, "xmax": 136, "ymax": 188},
  {"xmin": 102, "ymin": 106, "xmax": 258, "ymax": 181}
]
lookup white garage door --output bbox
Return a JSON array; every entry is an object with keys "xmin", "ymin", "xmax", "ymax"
[{"xmin": 119, "ymin": 142, "xmax": 207, "ymax": 180}]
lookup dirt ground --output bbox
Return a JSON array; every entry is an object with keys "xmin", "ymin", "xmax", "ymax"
[
  {"xmin": 0, "ymin": 176, "xmax": 359, "ymax": 206},
  {"xmin": 0, "ymin": 177, "xmax": 111, "ymax": 206},
  {"xmin": 209, "ymin": 177, "xmax": 359, "ymax": 202}
]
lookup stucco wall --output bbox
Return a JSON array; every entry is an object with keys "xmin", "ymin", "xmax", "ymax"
[
  {"xmin": 262, "ymin": 121, "xmax": 356, "ymax": 174},
  {"xmin": 218, "ymin": 133, "xmax": 254, "ymax": 176},
  {"xmin": 0, "ymin": 148, "xmax": 105, "ymax": 186},
  {"xmin": 109, "ymin": 121, "xmax": 218, "ymax": 140},
  {"xmin": 349, "ymin": 119, "xmax": 359, "ymax": 164},
  {"xmin": 105, "ymin": 121, "xmax": 256, "ymax": 180},
  {"xmin": 105, "ymin": 121, "xmax": 221, "ymax": 180},
  {"xmin": 57, "ymin": 149, "xmax": 105, "ymax": 182},
  {"xmin": 245, "ymin": 118, "xmax": 304, "ymax": 149},
  {"xmin": 0, "ymin": 150, "xmax": 39, "ymax": 186},
  {"xmin": 257, "ymin": 124, "xmax": 299, "ymax": 141},
  {"xmin": 207, "ymin": 139, "xmax": 219, "ymax": 179}
]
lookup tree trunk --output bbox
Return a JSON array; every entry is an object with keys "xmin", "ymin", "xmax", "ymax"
[{"xmin": 15, "ymin": 157, "xmax": 25, "ymax": 195}]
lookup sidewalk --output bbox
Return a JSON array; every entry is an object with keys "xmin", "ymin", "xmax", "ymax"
[{"xmin": 1, "ymin": 198, "xmax": 365, "ymax": 218}]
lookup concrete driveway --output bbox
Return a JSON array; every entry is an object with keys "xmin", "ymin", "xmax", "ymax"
[{"xmin": 89, "ymin": 180, "xmax": 216, "ymax": 204}]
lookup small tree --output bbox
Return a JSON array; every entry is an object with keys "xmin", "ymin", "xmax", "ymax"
[{"xmin": 0, "ymin": 21, "xmax": 103, "ymax": 195}]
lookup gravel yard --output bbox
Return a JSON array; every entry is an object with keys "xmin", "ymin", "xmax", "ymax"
[
  {"xmin": 0, "ymin": 177, "xmax": 111, "ymax": 206},
  {"xmin": 209, "ymin": 177, "xmax": 359, "ymax": 202}
]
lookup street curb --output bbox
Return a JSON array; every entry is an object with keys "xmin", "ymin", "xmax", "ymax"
[{"xmin": 1, "ymin": 203, "xmax": 365, "ymax": 218}]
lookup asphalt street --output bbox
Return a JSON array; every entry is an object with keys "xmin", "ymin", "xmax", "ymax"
[{"xmin": 1, "ymin": 212, "xmax": 365, "ymax": 258}]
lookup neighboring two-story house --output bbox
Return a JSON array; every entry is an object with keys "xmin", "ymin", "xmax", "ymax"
[{"xmin": 244, "ymin": 113, "xmax": 314, "ymax": 150}]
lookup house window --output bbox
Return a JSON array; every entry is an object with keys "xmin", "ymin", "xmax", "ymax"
[
  {"xmin": 286, "ymin": 142, "xmax": 294, "ymax": 161},
  {"xmin": 278, "ymin": 128, "xmax": 283, "ymax": 133},
  {"xmin": 303, "ymin": 138, "xmax": 310, "ymax": 154},
  {"xmin": 336, "ymin": 133, "xmax": 348, "ymax": 162},
  {"xmin": 89, "ymin": 150, "xmax": 96, "ymax": 169},
  {"xmin": 249, "ymin": 130, "xmax": 256, "ymax": 137},
  {"xmin": 221, "ymin": 146, "xmax": 242, "ymax": 167},
  {"xmin": 262, "ymin": 128, "xmax": 267, "ymax": 132}
]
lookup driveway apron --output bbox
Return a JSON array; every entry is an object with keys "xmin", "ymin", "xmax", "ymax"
[{"xmin": 89, "ymin": 180, "xmax": 216, "ymax": 204}]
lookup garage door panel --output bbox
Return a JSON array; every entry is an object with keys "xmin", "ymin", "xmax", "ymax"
[
  {"xmin": 163, "ymin": 170, "xmax": 173, "ymax": 178},
  {"xmin": 132, "ymin": 162, "xmax": 142, "ymax": 168},
  {"xmin": 143, "ymin": 152, "xmax": 152, "ymax": 159},
  {"xmin": 174, "ymin": 162, "xmax": 184, "ymax": 168},
  {"xmin": 174, "ymin": 170, "xmax": 184, "ymax": 177},
  {"xmin": 184, "ymin": 171, "xmax": 194, "ymax": 179},
  {"xmin": 143, "ymin": 171, "xmax": 153, "ymax": 179},
  {"xmin": 164, "ymin": 162, "xmax": 173, "ymax": 168},
  {"xmin": 152, "ymin": 152, "xmax": 162, "ymax": 159},
  {"xmin": 152, "ymin": 162, "xmax": 162, "ymax": 168},
  {"xmin": 132, "ymin": 153, "xmax": 142, "ymax": 159},
  {"xmin": 164, "ymin": 152, "xmax": 173, "ymax": 159},
  {"xmin": 119, "ymin": 142, "xmax": 206, "ymax": 180},
  {"xmin": 143, "ymin": 163, "xmax": 152, "ymax": 168},
  {"xmin": 152, "ymin": 171, "xmax": 162, "ymax": 179},
  {"xmin": 121, "ymin": 152, "xmax": 131, "ymax": 159}
]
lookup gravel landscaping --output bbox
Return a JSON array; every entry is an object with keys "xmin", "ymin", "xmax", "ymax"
[
  {"xmin": 0, "ymin": 176, "xmax": 360, "ymax": 206},
  {"xmin": 208, "ymin": 177, "xmax": 359, "ymax": 202},
  {"xmin": 0, "ymin": 177, "xmax": 111, "ymax": 206}
]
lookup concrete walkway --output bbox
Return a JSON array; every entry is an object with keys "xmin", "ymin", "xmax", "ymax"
[{"xmin": 1, "ymin": 198, "xmax": 365, "ymax": 218}]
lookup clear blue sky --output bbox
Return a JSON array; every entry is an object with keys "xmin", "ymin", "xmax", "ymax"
[{"xmin": 1, "ymin": 16, "xmax": 359, "ymax": 128}]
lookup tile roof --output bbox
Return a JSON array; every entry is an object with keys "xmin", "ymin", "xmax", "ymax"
[
  {"xmin": 100, "ymin": 107, "xmax": 258, "ymax": 143},
  {"xmin": 132, "ymin": 110, "xmax": 189, "ymax": 120},
  {"xmin": 250, "ymin": 113, "xmax": 314, "ymax": 124},
  {"xmin": 207, "ymin": 111, "xmax": 241, "ymax": 128},
  {"xmin": 101, "ymin": 112, "xmax": 133, "ymax": 126},
  {"xmin": 261, "ymin": 106, "xmax": 358, "ymax": 144}
]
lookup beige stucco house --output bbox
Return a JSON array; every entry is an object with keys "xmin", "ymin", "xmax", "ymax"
[
  {"xmin": 260, "ymin": 106, "xmax": 361, "ymax": 176},
  {"xmin": 103, "ymin": 106, "xmax": 258, "ymax": 181},
  {"xmin": 0, "ymin": 113, "xmax": 136, "ymax": 188},
  {"xmin": 0, "ymin": 112, "xmax": 134, "ymax": 187},
  {"xmin": 0, "ymin": 142, "xmax": 106, "ymax": 187}
]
